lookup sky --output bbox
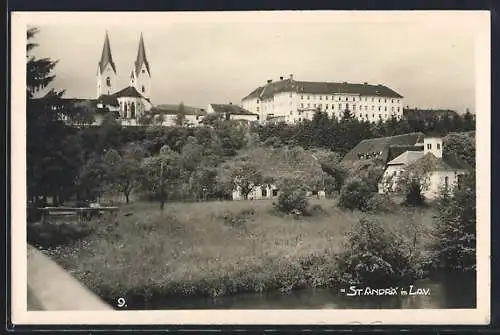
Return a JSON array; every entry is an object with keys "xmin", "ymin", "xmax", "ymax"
[{"xmin": 28, "ymin": 11, "xmax": 486, "ymax": 113}]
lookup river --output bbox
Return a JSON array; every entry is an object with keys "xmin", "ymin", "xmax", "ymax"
[{"xmin": 137, "ymin": 273, "xmax": 476, "ymax": 310}]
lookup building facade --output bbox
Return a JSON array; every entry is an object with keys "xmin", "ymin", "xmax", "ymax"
[
  {"xmin": 94, "ymin": 31, "xmax": 153, "ymax": 126},
  {"xmin": 241, "ymin": 74, "xmax": 404, "ymax": 124}
]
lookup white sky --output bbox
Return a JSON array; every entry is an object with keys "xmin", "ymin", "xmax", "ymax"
[{"xmin": 28, "ymin": 11, "xmax": 487, "ymax": 113}]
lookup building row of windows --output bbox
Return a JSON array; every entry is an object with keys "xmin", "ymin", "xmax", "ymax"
[
  {"xmin": 255, "ymin": 96, "xmax": 401, "ymax": 104},
  {"xmin": 299, "ymin": 95, "xmax": 400, "ymax": 103},
  {"xmin": 299, "ymin": 103, "xmax": 401, "ymax": 112}
]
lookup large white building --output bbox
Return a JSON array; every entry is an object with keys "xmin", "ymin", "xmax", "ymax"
[{"xmin": 241, "ymin": 74, "xmax": 404, "ymax": 124}]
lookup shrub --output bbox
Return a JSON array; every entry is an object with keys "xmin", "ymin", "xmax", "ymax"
[
  {"xmin": 338, "ymin": 178, "xmax": 373, "ymax": 211},
  {"xmin": 336, "ymin": 217, "xmax": 422, "ymax": 288},
  {"xmin": 365, "ymin": 193, "xmax": 398, "ymax": 213},
  {"xmin": 431, "ymin": 171, "xmax": 476, "ymax": 273},
  {"xmin": 275, "ymin": 183, "xmax": 309, "ymax": 215}
]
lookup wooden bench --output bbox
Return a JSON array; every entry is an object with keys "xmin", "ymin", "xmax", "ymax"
[{"xmin": 39, "ymin": 207, "xmax": 119, "ymax": 224}]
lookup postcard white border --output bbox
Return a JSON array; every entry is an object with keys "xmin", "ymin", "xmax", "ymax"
[{"xmin": 11, "ymin": 10, "xmax": 491, "ymax": 325}]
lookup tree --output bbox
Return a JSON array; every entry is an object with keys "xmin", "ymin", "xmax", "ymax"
[
  {"xmin": 433, "ymin": 171, "xmax": 476, "ymax": 272},
  {"xmin": 141, "ymin": 145, "xmax": 181, "ymax": 210},
  {"xmin": 27, "ymin": 27, "xmax": 77, "ymax": 205},
  {"xmin": 175, "ymin": 102, "xmax": 186, "ymax": 126},
  {"xmin": 230, "ymin": 163, "xmax": 263, "ymax": 200},
  {"xmin": 443, "ymin": 132, "xmax": 475, "ymax": 167},
  {"xmin": 396, "ymin": 155, "xmax": 435, "ymax": 206},
  {"xmin": 103, "ymin": 143, "xmax": 146, "ymax": 204}
]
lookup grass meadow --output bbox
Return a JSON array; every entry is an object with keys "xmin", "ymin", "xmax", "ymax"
[{"xmin": 35, "ymin": 198, "xmax": 437, "ymax": 306}]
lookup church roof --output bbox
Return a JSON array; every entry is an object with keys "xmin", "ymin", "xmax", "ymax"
[
  {"xmin": 113, "ymin": 86, "xmax": 146, "ymax": 99},
  {"xmin": 387, "ymin": 150, "xmax": 425, "ymax": 166},
  {"xmin": 134, "ymin": 33, "xmax": 151, "ymax": 77},
  {"xmin": 98, "ymin": 31, "xmax": 116, "ymax": 74}
]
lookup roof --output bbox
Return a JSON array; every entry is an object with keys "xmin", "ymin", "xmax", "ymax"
[
  {"xmin": 242, "ymin": 78, "xmax": 403, "ymax": 101},
  {"xmin": 387, "ymin": 145, "xmax": 424, "ymax": 162},
  {"xmin": 113, "ymin": 86, "xmax": 146, "ymax": 99},
  {"xmin": 210, "ymin": 104, "xmax": 258, "ymax": 116},
  {"xmin": 98, "ymin": 31, "xmax": 116, "ymax": 74},
  {"xmin": 134, "ymin": 33, "xmax": 150, "ymax": 77},
  {"xmin": 407, "ymin": 152, "xmax": 472, "ymax": 172},
  {"xmin": 387, "ymin": 151, "xmax": 425, "ymax": 165},
  {"xmin": 343, "ymin": 132, "xmax": 425, "ymax": 162},
  {"xmin": 96, "ymin": 94, "xmax": 119, "ymax": 107},
  {"xmin": 152, "ymin": 104, "xmax": 206, "ymax": 116}
]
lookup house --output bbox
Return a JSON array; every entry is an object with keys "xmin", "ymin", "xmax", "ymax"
[
  {"xmin": 149, "ymin": 104, "xmax": 206, "ymax": 127},
  {"xmin": 342, "ymin": 132, "xmax": 426, "ymax": 164},
  {"xmin": 378, "ymin": 137, "xmax": 472, "ymax": 199},
  {"xmin": 241, "ymin": 74, "xmax": 404, "ymax": 124},
  {"xmin": 232, "ymin": 184, "xmax": 279, "ymax": 201},
  {"xmin": 207, "ymin": 103, "xmax": 260, "ymax": 122}
]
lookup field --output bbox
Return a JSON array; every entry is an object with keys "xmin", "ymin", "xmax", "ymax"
[{"xmin": 36, "ymin": 198, "xmax": 437, "ymax": 306}]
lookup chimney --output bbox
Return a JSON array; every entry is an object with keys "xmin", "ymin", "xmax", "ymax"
[
  {"xmin": 267, "ymin": 79, "xmax": 272, "ymax": 84},
  {"xmin": 289, "ymin": 74, "xmax": 294, "ymax": 81},
  {"xmin": 279, "ymin": 76, "xmax": 284, "ymax": 80},
  {"xmin": 363, "ymin": 82, "xmax": 368, "ymax": 85},
  {"xmin": 229, "ymin": 102, "xmax": 232, "ymax": 105}
]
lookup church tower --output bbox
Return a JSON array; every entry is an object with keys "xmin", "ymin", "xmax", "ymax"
[
  {"xmin": 97, "ymin": 31, "xmax": 117, "ymax": 97},
  {"xmin": 130, "ymin": 33, "xmax": 151, "ymax": 99}
]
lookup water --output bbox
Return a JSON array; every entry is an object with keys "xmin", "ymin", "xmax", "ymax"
[{"xmin": 139, "ymin": 273, "xmax": 476, "ymax": 310}]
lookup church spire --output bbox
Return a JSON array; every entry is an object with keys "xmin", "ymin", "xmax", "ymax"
[
  {"xmin": 98, "ymin": 31, "xmax": 116, "ymax": 74},
  {"xmin": 134, "ymin": 33, "xmax": 150, "ymax": 77}
]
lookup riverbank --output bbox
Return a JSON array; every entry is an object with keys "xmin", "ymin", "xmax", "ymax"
[{"xmin": 35, "ymin": 199, "xmax": 437, "ymax": 308}]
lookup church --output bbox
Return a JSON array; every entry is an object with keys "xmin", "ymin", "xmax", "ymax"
[{"xmin": 94, "ymin": 31, "xmax": 154, "ymax": 126}]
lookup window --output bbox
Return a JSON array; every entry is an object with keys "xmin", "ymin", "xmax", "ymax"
[
  {"xmin": 141, "ymin": 85, "xmax": 145, "ymax": 93},
  {"xmin": 339, "ymin": 103, "xmax": 341, "ymax": 109},
  {"xmin": 391, "ymin": 99, "xmax": 394, "ymax": 103},
  {"xmin": 313, "ymin": 104, "xmax": 316, "ymax": 108},
  {"xmin": 256, "ymin": 107, "xmax": 259, "ymax": 112},
  {"xmin": 319, "ymin": 104, "xmax": 322, "ymax": 109},
  {"xmin": 353, "ymin": 105, "xmax": 356, "ymax": 110},
  {"xmin": 444, "ymin": 176, "xmax": 449, "ymax": 188},
  {"xmin": 427, "ymin": 144, "xmax": 432, "ymax": 149},
  {"xmin": 325, "ymin": 104, "xmax": 328, "ymax": 109},
  {"xmin": 384, "ymin": 107, "xmax": 387, "ymax": 111},
  {"xmin": 301, "ymin": 95, "xmax": 304, "ymax": 100},
  {"xmin": 352, "ymin": 97, "xmax": 355, "ymax": 101},
  {"xmin": 384, "ymin": 98, "xmax": 387, "ymax": 103},
  {"xmin": 262, "ymin": 188, "xmax": 267, "ymax": 197},
  {"xmin": 437, "ymin": 143, "xmax": 441, "ymax": 150},
  {"xmin": 371, "ymin": 98, "xmax": 374, "ymax": 102},
  {"xmin": 391, "ymin": 107, "xmax": 394, "ymax": 111},
  {"xmin": 397, "ymin": 107, "xmax": 400, "ymax": 112},
  {"xmin": 359, "ymin": 113, "xmax": 362, "ymax": 118},
  {"xmin": 307, "ymin": 103, "xmax": 310, "ymax": 108},
  {"xmin": 379, "ymin": 114, "xmax": 382, "ymax": 118},
  {"xmin": 301, "ymin": 103, "xmax": 304, "ymax": 108},
  {"xmin": 130, "ymin": 103, "xmax": 136, "ymax": 119},
  {"xmin": 319, "ymin": 96, "xmax": 322, "ymax": 100},
  {"xmin": 290, "ymin": 111, "xmax": 293, "ymax": 115},
  {"xmin": 346, "ymin": 103, "xmax": 349, "ymax": 110},
  {"xmin": 142, "ymin": 69, "xmax": 145, "ymax": 74},
  {"xmin": 378, "ymin": 107, "xmax": 381, "ymax": 111},
  {"xmin": 325, "ymin": 96, "xmax": 328, "ymax": 100},
  {"xmin": 106, "ymin": 77, "xmax": 111, "ymax": 87},
  {"xmin": 307, "ymin": 96, "xmax": 310, "ymax": 100},
  {"xmin": 378, "ymin": 98, "xmax": 381, "ymax": 102},
  {"xmin": 365, "ymin": 114, "xmax": 368, "ymax": 118}
]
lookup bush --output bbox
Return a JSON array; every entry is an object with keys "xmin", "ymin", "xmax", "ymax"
[
  {"xmin": 275, "ymin": 184, "xmax": 309, "ymax": 215},
  {"xmin": 338, "ymin": 178, "xmax": 373, "ymax": 211},
  {"xmin": 365, "ymin": 193, "xmax": 398, "ymax": 213},
  {"xmin": 431, "ymin": 172, "xmax": 476, "ymax": 273},
  {"xmin": 336, "ymin": 217, "xmax": 422, "ymax": 288}
]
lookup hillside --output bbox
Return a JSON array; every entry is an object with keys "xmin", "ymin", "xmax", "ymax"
[{"xmin": 217, "ymin": 145, "xmax": 334, "ymax": 184}]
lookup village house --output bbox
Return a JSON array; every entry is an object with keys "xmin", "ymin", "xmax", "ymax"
[
  {"xmin": 207, "ymin": 103, "xmax": 260, "ymax": 123},
  {"xmin": 342, "ymin": 132, "xmax": 426, "ymax": 164},
  {"xmin": 377, "ymin": 137, "xmax": 471, "ymax": 199}
]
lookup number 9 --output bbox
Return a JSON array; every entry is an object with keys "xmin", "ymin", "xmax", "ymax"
[{"xmin": 117, "ymin": 297, "xmax": 126, "ymax": 307}]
